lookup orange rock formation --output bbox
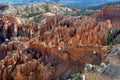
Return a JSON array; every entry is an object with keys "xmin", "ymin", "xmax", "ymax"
[
  {"xmin": 0, "ymin": 6, "xmax": 119, "ymax": 80},
  {"xmin": 97, "ymin": 6, "xmax": 120, "ymax": 30}
]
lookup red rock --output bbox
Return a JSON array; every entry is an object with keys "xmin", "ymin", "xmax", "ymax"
[
  {"xmin": 97, "ymin": 6, "xmax": 120, "ymax": 30},
  {"xmin": 0, "ymin": 5, "xmax": 119, "ymax": 79}
]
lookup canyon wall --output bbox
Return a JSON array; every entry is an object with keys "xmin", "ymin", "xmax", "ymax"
[
  {"xmin": 0, "ymin": 5, "xmax": 120, "ymax": 80},
  {"xmin": 97, "ymin": 6, "xmax": 120, "ymax": 30}
]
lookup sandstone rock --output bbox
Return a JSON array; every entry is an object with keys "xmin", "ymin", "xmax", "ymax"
[
  {"xmin": 0, "ymin": 5, "xmax": 119, "ymax": 80},
  {"xmin": 97, "ymin": 6, "xmax": 120, "ymax": 30},
  {"xmin": 1, "ymin": 3, "xmax": 75, "ymax": 16}
]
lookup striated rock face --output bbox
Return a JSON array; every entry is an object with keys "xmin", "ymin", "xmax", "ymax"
[
  {"xmin": 0, "ymin": 15, "xmax": 110, "ymax": 80},
  {"xmin": 12, "ymin": 59, "xmax": 55, "ymax": 80},
  {"xmin": 0, "ymin": 15, "xmax": 41, "ymax": 41},
  {"xmin": 0, "ymin": 5, "xmax": 119, "ymax": 80},
  {"xmin": 0, "ymin": 38, "xmax": 56, "ymax": 80},
  {"xmin": 40, "ymin": 16, "xmax": 112, "ymax": 46},
  {"xmin": 97, "ymin": 6, "xmax": 120, "ymax": 30},
  {"xmin": 0, "ymin": 37, "xmax": 104, "ymax": 80},
  {"xmin": 0, "ymin": 15, "xmax": 112, "ymax": 46},
  {"xmin": 70, "ymin": 18, "xmax": 112, "ymax": 46},
  {"xmin": 0, "ymin": 3, "xmax": 75, "ymax": 16}
]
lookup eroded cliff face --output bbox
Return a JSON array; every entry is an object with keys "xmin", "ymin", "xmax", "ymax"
[
  {"xmin": 97, "ymin": 6, "xmax": 120, "ymax": 30},
  {"xmin": 0, "ymin": 15, "xmax": 41, "ymax": 41},
  {"xmin": 0, "ymin": 3, "xmax": 75, "ymax": 16},
  {"xmin": 0, "ymin": 6, "xmax": 118, "ymax": 80},
  {"xmin": 0, "ymin": 15, "xmax": 112, "ymax": 46},
  {"xmin": 0, "ymin": 38, "xmax": 56, "ymax": 80},
  {"xmin": 40, "ymin": 16, "xmax": 112, "ymax": 46},
  {"xmin": 0, "ymin": 37, "xmax": 104, "ymax": 80}
]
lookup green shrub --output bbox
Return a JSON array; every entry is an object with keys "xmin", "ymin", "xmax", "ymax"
[
  {"xmin": 21, "ymin": 12, "xmax": 43, "ymax": 18},
  {"xmin": 105, "ymin": 29, "xmax": 120, "ymax": 45},
  {"xmin": 70, "ymin": 69, "xmax": 84, "ymax": 80}
]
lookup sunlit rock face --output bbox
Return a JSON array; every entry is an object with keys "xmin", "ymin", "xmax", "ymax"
[
  {"xmin": 0, "ymin": 37, "xmax": 103, "ymax": 80},
  {"xmin": 0, "ymin": 5, "xmax": 119, "ymax": 80},
  {"xmin": 0, "ymin": 14, "xmax": 112, "ymax": 46},
  {"xmin": 0, "ymin": 3, "xmax": 75, "ymax": 16},
  {"xmin": 97, "ymin": 6, "xmax": 120, "ymax": 30},
  {"xmin": 40, "ymin": 16, "xmax": 112, "ymax": 46},
  {"xmin": 0, "ymin": 15, "xmax": 41, "ymax": 41}
]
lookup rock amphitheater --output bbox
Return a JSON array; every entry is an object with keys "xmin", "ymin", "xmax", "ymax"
[{"xmin": 0, "ymin": 4, "xmax": 120, "ymax": 80}]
